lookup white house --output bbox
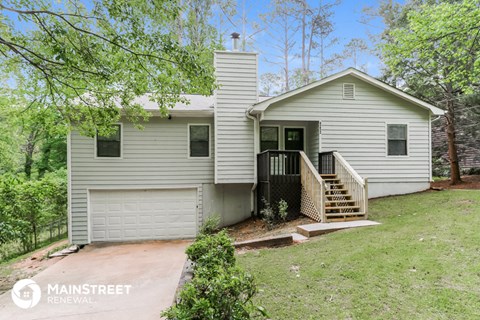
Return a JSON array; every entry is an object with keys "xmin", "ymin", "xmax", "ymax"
[{"xmin": 68, "ymin": 46, "xmax": 444, "ymax": 244}]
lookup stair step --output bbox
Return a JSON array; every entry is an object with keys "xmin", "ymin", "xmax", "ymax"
[
  {"xmin": 325, "ymin": 189, "xmax": 348, "ymax": 194},
  {"xmin": 327, "ymin": 183, "xmax": 344, "ymax": 188},
  {"xmin": 320, "ymin": 174, "xmax": 337, "ymax": 178},
  {"xmin": 326, "ymin": 194, "xmax": 352, "ymax": 200},
  {"xmin": 326, "ymin": 216, "xmax": 366, "ymax": 222},
  {"xmin": 326, "ymin": 200, "xmax": 356, "ymax": 206},
  {"xmin": 325, "ymin": 206, "xmax": 360, "ymax": 211},
  {"xmin": 326, "ymin": 212, "xmax": 364, "ymax": 217},
  {"xmin": 323, "ymin": 178, "xmax": 340, "ymax": 183}
]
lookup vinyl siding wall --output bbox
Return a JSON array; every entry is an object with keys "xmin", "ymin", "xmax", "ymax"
[
  {"xmin": 214, "ymin": 51, "xmax": 258, "ymax": 183},
  {"xmin": 262, "ymin": 75, "xmax": 431, "ymax": 185},
  {"xmin": 70, "ymin": 117, "xmax": 214, "ymax": 244},
  {"xmin": 259, "ymin": 120, "xmax": 319, "ymax": 165}
]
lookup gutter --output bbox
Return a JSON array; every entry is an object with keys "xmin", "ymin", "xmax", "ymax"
[{"xmin": 246, "ymin": 106, "xmax": 259, "ymax": 216}]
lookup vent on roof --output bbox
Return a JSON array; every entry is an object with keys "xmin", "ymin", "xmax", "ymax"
[{"xmin": 343, "ymin": 83, "xmax": 355, "ymax": 99}]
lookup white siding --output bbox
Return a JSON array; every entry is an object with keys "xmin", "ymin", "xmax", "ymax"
[
  {"xmin": 70, "ymin": 117, "xmax": 214, "ymax": 244},
  {"xmin": 214, "ymin": 51, "xmax": 258, "ymax": 183},
  {"xmin": 263, "ymin": 75, "xmax": 431, "ymax": 185}
]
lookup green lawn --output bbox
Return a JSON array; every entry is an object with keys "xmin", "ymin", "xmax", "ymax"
[{"xmin": 238, "ymin": 190, "xmax": 480, "ymax": 320}]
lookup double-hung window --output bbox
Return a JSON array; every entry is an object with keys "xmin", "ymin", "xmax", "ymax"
[
  {"xmin": 260, "ymin": 127, "xmax": 279, "ymax": 152},
  {"xmin": 387, "ymin": 124, "xmax": 408, "ymax": 156},
  {"xmin": 189, "ymin": 125, "xmax": 210, "ymax": 157},
  {"xmin": 96, "ymin": 124, "xmax": 121, "ymax": 158}
]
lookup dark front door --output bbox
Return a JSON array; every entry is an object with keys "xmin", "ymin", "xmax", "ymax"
[
  {"xmin": 284, "ymin": 128, "xmax": 304, "ymax": 151},
  {"xmin": 284, "ymin": 128, "xmax": 304, "ymax": 175}
]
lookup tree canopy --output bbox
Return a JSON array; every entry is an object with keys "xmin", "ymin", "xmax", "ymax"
[
  {"xmin": 379, "ymin": 0, "xmax": 480, "ymax": 183},
  {"xmin": 0, "ymin": 0, "xmax": 217, "ymax": 136}
]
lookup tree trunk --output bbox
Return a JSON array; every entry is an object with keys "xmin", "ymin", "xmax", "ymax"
[
  {"xmin": 24, "ymin": 131, "xmax": 37, "ymax": 179},
  {"xmin": 301, "ymin": 1, "xmax": 307, "ymax": 85},
  {"xmin": 445, "ymin": 99, "xmax": 462, "ymax": 184}
]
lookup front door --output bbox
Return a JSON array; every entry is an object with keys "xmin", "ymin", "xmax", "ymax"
[
  {"xmin": 284, "ymin": 128, "xmax": 304, "ymax": 151},
  {"xmin": 284, "ymin": 128, "xmax": 304, "ymax": 175}
]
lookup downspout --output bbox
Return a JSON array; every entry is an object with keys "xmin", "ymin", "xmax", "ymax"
[{"xmin": 246, "ymin": 106, "xmax": 259, "ymax": 216}]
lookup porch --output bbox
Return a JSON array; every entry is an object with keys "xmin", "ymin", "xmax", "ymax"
[{"xmin": 257, "ymin": 150, "xmax": 368, "ymax": 222}]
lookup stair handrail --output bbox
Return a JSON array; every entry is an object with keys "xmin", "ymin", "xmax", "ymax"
[
  {"xmin": 299, "ymin": 151, "xmax": 326, "ymax": 222},
  {"xmin": 332, "ymin": 152, "xmax": 368, "ymax": 217},
  {"xmin": 332, "ymin": 152, "xmax": 365, "ymax": 185}
]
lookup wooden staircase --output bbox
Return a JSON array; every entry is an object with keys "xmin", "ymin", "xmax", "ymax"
[{"xmin": 321, "ymin": 174, "xmax": 367, "ymax": 222}]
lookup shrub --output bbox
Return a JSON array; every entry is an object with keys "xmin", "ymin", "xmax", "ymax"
[
  {"xmin": 260, "ymin": 197, "xmax": 289, "ymax": 229},
  {"xmin": 277, "ymin": 199, "xmax": 288, "ymax": 222},
  {"xmin": 0, "ymin": 170, "xmax": 67, "ymax": 251},
  {"xmin": 260, "ymin": 198, "xmax": 276, "ymax": 229},
  {"xmin": 162, "ymin": 265, "xmax": 265, "ymax": 320},
  {"xmin": 186, "ymin": 230, "xmax": 235, "ymax": 272},
  {"xmin": 163, "ymin": 230, "xmax": 267, "ymax": 319},
  {"xmin": 199, "ymin": 214, "xmax": 220, "ymax": 235},
  {"xmin": 465, "ymin": 167, "xmax": 480, "ymax": 175}
]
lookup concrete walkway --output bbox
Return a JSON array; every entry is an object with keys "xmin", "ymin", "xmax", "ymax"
[
  {"xmin": 0, "ymin": 240, "xmax": 189, "ymax": 320},
  {"xmin": 297, "ymin": 220, "xmax": 381, "ymax": 238}
]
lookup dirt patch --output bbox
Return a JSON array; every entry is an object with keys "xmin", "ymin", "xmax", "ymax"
[
  {"xmin": 0, "ymin": 239, "xmax": 68, "ymax": 295},
  {"xmin": 431, "ymin": 175, "xmax": 480, "ymax": 190},
  {"xmin": 227, "ymin": 216, "xmax": 316, "ymax": 242}
]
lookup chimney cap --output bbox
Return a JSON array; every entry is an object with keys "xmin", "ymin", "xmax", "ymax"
[{"xmin": 231, "ymin": 32, "xmax": 240, "ymax": 39}]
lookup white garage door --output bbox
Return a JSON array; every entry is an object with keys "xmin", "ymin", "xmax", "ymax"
[{"xmin": 90, "ymin": 189, "xmax": 197, "ymax": 242}]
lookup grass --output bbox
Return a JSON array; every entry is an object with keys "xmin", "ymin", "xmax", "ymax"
[{"xmin": 237, "ymin": 190, "xmax": 480, "ymax": 320}]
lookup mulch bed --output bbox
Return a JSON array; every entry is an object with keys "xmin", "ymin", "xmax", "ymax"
[
  {"xmin": 431, "ymin": 175, "xmax": 480, "ymax": 190},
  {"xmin": 226, "ymin": 215, "xmax": 315, "ymax": 242}
]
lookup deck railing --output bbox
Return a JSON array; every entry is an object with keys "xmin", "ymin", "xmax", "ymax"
[
  {"xmin": 332, "ymin": 152, "xmax": 368, "ymax": 216},
  {"xmin": 257, "ymin": 150, "xmax": 301, "ymax": 217},
  {"xmin": 299, "ymin": 151, "xmax": 326, "ymax": 222},
  {"xmin": 319, "ymin": 151, "xmax": 336, "ymax": 174}
]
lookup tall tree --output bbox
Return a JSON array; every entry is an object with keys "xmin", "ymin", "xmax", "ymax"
[
  {"xmin": 261, "ymin": 0, "xmax": 298, "ymax": 92},
  {"xmin": 343, "ymin": 38, "xmax": 368, "ymax": 71},
  {"xmin": 313, "ymin": 0, "xmax": 341, "ymax": 79},
  {"xmin": 259, "ymin": 72, "xmax": 282, "ymax": 96},
  {"xmin": 380, "ymin": 0, "xmax": 480, "ymax": 184},
  {"xmin": 175, "ymin": 0, "xmax": 236, "ymax": 50},
  {"xmin": 0, "ymin": 0, "xmax": 216, "ymax": 136}
]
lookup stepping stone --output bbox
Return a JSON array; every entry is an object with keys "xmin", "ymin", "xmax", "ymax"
[
  {"xmin": 297, "ymin": 220, "xmax": 381, "ymax": 238},
  {"xmin": 291, "ymin": 233, "xmax": 309, "ymax": 243}
]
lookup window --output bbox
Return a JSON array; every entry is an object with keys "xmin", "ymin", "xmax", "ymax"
[
  {"xmin": 96, "ymin": 124, "xmax": 121, "ymax": 158},
  {"xmin": 260, "ymin": 127, "xmax": 279, "ymax": 152},
  {"xmin": 189, "ymin": 125, "xmax": 210, "ymax": 157},
  {"xmin": 387, "ymin": 124, "xmax": 408, "ymax": 156}
]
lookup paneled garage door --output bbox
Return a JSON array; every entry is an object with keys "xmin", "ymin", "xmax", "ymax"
[{"xmin": 90, "ymin": 189, "xmax": 197, "ymax": 242}]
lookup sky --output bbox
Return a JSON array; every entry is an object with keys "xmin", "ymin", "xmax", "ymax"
[
  {"xmin": 219, "ymin": 0, "xmax": 392, "ymax": 78},
  {"xmin": 2, "ymin": 0, "xmax": 394, "ymax": 81}
]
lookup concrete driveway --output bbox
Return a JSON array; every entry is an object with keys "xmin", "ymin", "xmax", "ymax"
[{"xmin": 0, "ymin": 240, "xmax": 189, "ymax": 320}]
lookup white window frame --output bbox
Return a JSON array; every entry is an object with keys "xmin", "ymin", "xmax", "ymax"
[
  {"xmin": 94, "ymin": 123, "xmax": 123, "ymax": 159},
  {"xmin": 386, "ymin": 122, "xmax": 409, "ymax": 157},
  {"xmin": 188, "ymin": 123, "xmax": 211, "ymax": 159}
]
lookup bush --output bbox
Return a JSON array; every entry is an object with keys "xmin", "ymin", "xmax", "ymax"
[
  {"xmin": 0, "ymin": 170, "xmax": 67, "ymax": 251},
  {"xmin": 186, "ymin": 230, "xmax": 235, "ymax": 272},
  {"xmin": 162, "ymin": 230, "xmax": 267, "ymax": 320},
  {"xmin": 199, "ymin": 214, "xmax": 220, "ymax": 235},
  {"xmin": 162, "ymin": 265, "xmax": 264, "ymax": 320},
  {"xmin": 260, "ymin": 198, "xmax": 289, "ymax": 229},
  {"xmin": 465, "ymin": 167, "xmax": 480, "ymax": 175},
  {"xmin": 277, "ymin": 199, "xmax": 288, "ymax": 222}
]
